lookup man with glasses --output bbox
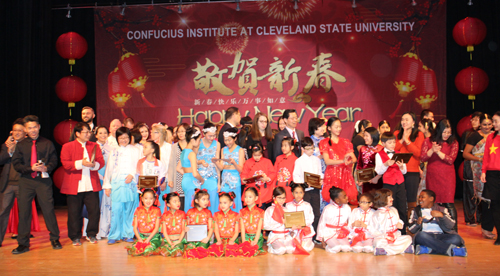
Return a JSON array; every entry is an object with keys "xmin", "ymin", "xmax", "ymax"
[
  {"xmin": 273, "ymin": 109, "xmax": 305, "ymax": 161},
  {"xmin": 60, "ymin": 122, "xmax": 105, "ymax": 246},
  {"xmin": 11, "ymin": 115, "xmax": 61, "ymax": 254}
]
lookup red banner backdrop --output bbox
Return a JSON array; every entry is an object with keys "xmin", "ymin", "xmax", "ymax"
[{"xmin": 94, "ymin": 0, "xmax": 446, "ymax": 137}]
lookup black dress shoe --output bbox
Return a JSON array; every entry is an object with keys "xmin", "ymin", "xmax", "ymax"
[
  {"xmin": 494, "ymin": 239, "xmax": 500, "ymax": 246},
  {"xmin": 51, "ymin": 240, "xmax": 63, "ymax": 249},
  {"xmin": 12, "ymin": 245, "xmax": 30, "ymax": 254}
]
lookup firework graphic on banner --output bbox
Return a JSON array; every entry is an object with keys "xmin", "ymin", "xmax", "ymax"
[
  {"xmin": 258, "ymin": 0, "xmax": 318, "ymax": 22},
  {"xmin": 216, "ymin": 22, "xmax": 249, "ymax": 55}
]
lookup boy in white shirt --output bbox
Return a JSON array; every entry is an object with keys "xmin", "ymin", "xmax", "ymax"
[{"xmin": 293, "ymin": 137, "xmax": 324, "ymax": 242}]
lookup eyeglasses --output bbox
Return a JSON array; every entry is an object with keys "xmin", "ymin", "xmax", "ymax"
[{"xmin": 80, "ymin": 131, "xmax": 90, "ymax": 134}]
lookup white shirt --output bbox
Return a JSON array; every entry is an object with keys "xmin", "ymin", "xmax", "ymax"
[
  {"xmin": 285, "ymin": 126, "xmax": 298, "ymax": 141},
  {"xmin": 293, "ymin": 154, "xmax": 323, "ymax": 191},
  {"xmin": 374, "ymin": 148, "xmax": 407, "ymax": 176},
  {"xmin": 316, "ymin": 201, "xmax": 351, "ymax": 241},
  {"xmin": 421, "ymin": 208, "xmax": 443, "ymax": 234},
  {"xmin": 103, "ymin": 144, "xmax": 141, "ymax": 189},
  {"xmin": 74, "ymin": 140, "xmax": 100, "ymax": 193},
  {"xmin": 285, "ymin": 200, "xmax": 315, "ymax": 238},
  {"xmin": 107, "ymin": 136, "xmax": 119, "ymax": 149}
]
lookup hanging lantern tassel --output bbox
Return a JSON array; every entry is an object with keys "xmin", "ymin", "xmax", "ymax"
[
  {"xmin": 121, "ymin": 108, "xmax": 128, "ymax": 118},
  {"xmin": 389, "ymin": 100, "xmax": 404, "ymax": 119},
  {"xmin": 140, "ymin": 93, "xmax": 156, "ymax": 108}
]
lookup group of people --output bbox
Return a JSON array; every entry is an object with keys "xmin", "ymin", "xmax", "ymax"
[{"xmin": 1, "ymin": 105, "xmax": 500, "ymax": 258}]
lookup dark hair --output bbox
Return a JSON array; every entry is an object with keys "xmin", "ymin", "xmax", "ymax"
[
  {"xmin": 308, "ymin": 117, "xmax": 325, "ymax": 136},
  {"xmin": 273, "ymin": 186, "xmax": 286, "ymax": 198},
  {"xmin": 397, "ymin": 112, "xmax": 419, "ymax": 142},
  {"xmin": 358, "ymin": 192, "xmax": 374, "ymax": 203},
  {"xmin": 420, "ymin": 109, "xmax": 433, "ymax": 120},
  {"xmin": 23, "ymin": 115, "xmax": 39, "ymax": 125},
  {"xmin": 74, "ymin": 122, "xmax": 90, "ymax": 135},
  {"xmin": 421, "ymin": 189, "xmax": 436, "ymax": 203},
  {"xmin": 123, "ymin": 117, "xmax": 135, "ymax": 126},
  {"xmin": 177, "ymin": 123, "xmax": 191, "ymax": 141},
  {"xmin": 223, "ymin": 127, "xmax": 238, "ymax": 141},
  {"xmin": 185, "ymin": 126, "xmax": 201, "ymax": 143},
  {"xmin": 95, "ymin": 125, "xmax": 109, "ymax": 135},
  {"xmin": 277, "ymin": 117, "xmax": 285, "ymax": 131},
  {"xmin": 144, "ymin": 140, "xmax": 161, "ymax": 160},
  {"xmin": 420, "ymin": 118, "xmax": 435, "ymax": 135},
  {"xmin": 431, "ymin": 119, "xmax": 456, "ymax": 144},
  {"xmin": 290, "ymin": 182, "xmax": 307, "ymax": 193},
  {"xmin": 136, "ymin": 122, "xmax": 149, "ymax": 130},
  {"xmin": 141, "ymin": 189, "xmax": 157, "ymax": 206},
  {"xmin": 381, "ymin": 131, "xmax": 396, "ymax": 143},
  {"xmin": 225, "ymin": 106, "xmax": 239, "ymax": 121},
  {"xmin": 244, "ymin": 187, "xmax": 259, "ymax": 197},
  {"xmin": 12, "ymin": 118, "xmax": 24, "ymax": 127},
  {"xmin": 130, "ymin": 129, "xmax": 142, "ymax": 144},
  {"xmin": 219, "ymin": 191, "xmax": 236, "ymax": 202},
  {"xmin": 378, "ymin": 120, "xmax": 391, "ymax": 129},
  {"xmin": 281, "ymin": 137, "xmax": 295, "ymax": 149},
  {"xmin": 326, "ymin": 117, "xmax": 341, "ymax": 146},
  {"xmin": 329, "ymin": 187, "xmax": 344, "ymax": 202},
  {"xmin": 492, "ymin": 111, "xmax": 500, "ymax": 138},
  {"xmin": 193, "ymin": 188, "xmax": 210, "ymax": 208},
  {"xmin": 251, "ymin": 113, "xmax": 273, "ymax": 141},
  {"xmin": 373, "ymin": 188, "xmax": 393, "ymax": 208},
  {"xmin": 203, "ymin": 120, "xmax": 215, "ymax": 130},
  {"xmin": 82, "ymin": 106, "xmax": 95, "ymax": 113},
  {"xmin": 478, "ymin": 113, "xmax": 492, "ymax": 130},
  {"xmin": 115, "ymin": 127, "xmax": 131, "ymax": 144},
  {"xmin": 238, "ymin": 124, "xmax": 252, "ymax": 147},
  {"xmin": 163, "ymin": 192, "xmax": 180, "ymax": 204},
  {"xmin": 301, "ymin": 137, "xmax": 314, "ymax": 148},
  {"xmin": 364, "ymin": 127, "xmax": 380, "ymax": 146},
  {"xmin": 283, "ymin": 109, "xmax": 297, "ymax": 120},
  {"xmin": 241, "ymin": 116, "xmax": 252, "ymax": 125},
  {"xmin": 472, "ymin": 111, "xmax": 483, "ymax": 120},
  {"xmin": 351, "ymin": 119, "xmax": 371, "ymax": 140},
  {"xmin": 250, "ymin": 142, "xmax": 264, "ymax": 155}
]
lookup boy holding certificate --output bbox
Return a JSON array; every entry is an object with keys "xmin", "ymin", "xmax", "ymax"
[
  {"xmin": 374, "ymin": 132, "xmax": 408, "ymax": 233},
  {"xmin": 293, "ymin": 137, "xmax": 323, "ymax": 242}
]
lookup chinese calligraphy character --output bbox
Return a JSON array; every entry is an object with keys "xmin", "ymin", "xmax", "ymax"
[
  {"xmin": 258, "ymin": 57, "xmax": 301, "ymax": 96},
  {"xmin": 192, "ymin": 58, "xmax": 234, "ymax": 95},
  {"xmin": 228, "ymin": 52, "xmax": 259, "ymax": 96},
  {"xmin": 194, "ymin": 99, "xmax": 200, "ymax": 105},
  {"xmin": 303, "ymin": 53, "xmax": 346, "ymax": 93}
]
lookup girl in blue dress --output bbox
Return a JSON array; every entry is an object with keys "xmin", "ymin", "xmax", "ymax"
[
  {"xmin": 215, "ymin": 127, "xmax": 245, "ymax": 212},
  {"xmin": 180, "ymin": 127, "xmax": 204, "ymax": 212},
  {"xmin": 197, "ymin": 122, "xmax": 221, "ymax": 214}
]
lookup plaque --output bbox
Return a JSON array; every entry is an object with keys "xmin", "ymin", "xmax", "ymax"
[
  {"xmin": 138, "ymin": 175, "xmax": 158, "ymax": 189},
  {"xmin": 390, "ymin": 153, "xmax": 413, "ymax": 163},
  {"xmin": 243, "ymin": 174, "xmax": 263, "ymax": 183},
  {"xmin": 186, "ymin": 225, "xmax": 208, "ymax": 242},
  {"xmin": 304, "ymin": 172, "xmax": 321, "ymax": 189},
  {"xmin": 284, "ymin": 211, "xmax": 306, "ymax": 228},
  {"xmin": 357, "ymin": 168, "xmax": 376, "ymax": 182},
  {"xmin": 90, "ymin": 145, "xmax": 97, "ymax": 163}
]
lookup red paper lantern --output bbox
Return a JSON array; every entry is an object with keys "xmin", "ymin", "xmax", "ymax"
[
  {"xmin": 452, "ymin": 17, "xmax": 487, "ymax": 52},
  {"xmin": 108, "ymin": 67, "xmax": 132, "ymax": 108},
  {"xmin": 455, "ymin": 66, "xmax": 489, "ymax": 100},
  {"xmin": 56, "ymin": 32, "xmax": 88, "ymax": 65},
  {"xmin": 53, "ymin": 119, "xmax": 77, "ymax": 145},
  {"xmin": 393, "ymin": 52, "xmax": 422, "ymax": 98},
  {"xmin": 52, "ymin": 166, "xmax": 66, "ymax": 190},
  {"xmin": 55, "ymin": 76, "xmax": 87, "ymax": 107},
  {"xmin": 117, "ymin": 52, "xmax": 149, "ymax": 92},
  {"xmin": 458, "ymin": 161, "xmax": 464, "ymax": 182},
  {"xmin": 456, "ymin": 115, "xmax": 472, "ymax": 138},
  {"xmin": 415, "ymin": 65, "xmax": 438, "ymax": 109}
]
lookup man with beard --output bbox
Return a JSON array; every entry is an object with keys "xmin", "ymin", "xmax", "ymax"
[{"xmin": 82, "ymin": 107, "xmax": 97, "ymax": 142}]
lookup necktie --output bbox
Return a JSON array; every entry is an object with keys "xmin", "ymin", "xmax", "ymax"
[
  {"xmin": 31, "ymin": 140, "xmax": 37, "ymax": 178},
  {"xmin": 292, "ymin": 130, "xmax": 297, "ymax": 143}
]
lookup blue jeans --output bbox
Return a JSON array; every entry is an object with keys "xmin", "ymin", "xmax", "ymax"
[{"xmin": 414, "ymin": 231, "xmax": 463, "ymax": 255}]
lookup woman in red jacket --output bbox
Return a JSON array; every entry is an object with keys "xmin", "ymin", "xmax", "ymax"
[
  {"xmin": 394, "ymin": 111, "xmax": 424, "ymax": 221},
  {"xmin": 241, "ymin": 143, "xmax": 276, "ymax": 210}
]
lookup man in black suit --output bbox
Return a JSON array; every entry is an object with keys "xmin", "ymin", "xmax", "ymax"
[
  {"xmin": 0, "ymin": 119, "xmax": 26, "ymax": 247},
  {"xmin": 11, "ymin": 115, "xmax": 61, "ymax": 254},
  {"xmin": 218, "ymin": 106, "xmax": 241, "ymax": 149},
  {"xmin": 272, "ymin": 109, "xmax": 305, "ymax": 162},
  {"xmin": 82, "ymin": 106, "xmax": 97, "ymax": 142}
]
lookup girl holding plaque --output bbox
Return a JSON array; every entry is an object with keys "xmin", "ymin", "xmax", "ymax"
[
  {"xmin": 196, "ymin": 121, "xmax": 221, "ymax": 214},
  {"xmin": 215, "ymin": 128, "xmax": 245, "ymax": 212},
  {"xmin": 285, "ymin": 183, "xmax": 315, "ymax": 253},
  {"xmin": 241, "ymin": 143, "xmax": 276, "ymax": 209},
  {"xmin": 185, "ymin": 189, "xmax": 213, "ymax": 259},
  {"xmin": 356, "ymin": 127, "xmax": 384, "ymax": 194},
  {"xmin": 136, "ymin": 141, "xmax": 167, "ymax": 205}
]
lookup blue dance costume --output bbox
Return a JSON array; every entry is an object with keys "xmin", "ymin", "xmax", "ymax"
[
  {"xmin": 221, "ymin": 146, "xmax": 242, "ymax": 212},
  {"xmin": 197, "ymin": 140, "xmax": 219, "ymax": 214},
  {"xmin": 181, "ymin": 149, "xmax": 201, "ymax": 212}
]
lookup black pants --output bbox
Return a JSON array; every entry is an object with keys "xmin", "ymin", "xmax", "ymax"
[
  {"xmin": 67, "ymin": 191, "xmax": 100, "ymax": 240},
  {"xmin": 383, "ymin": 182, "xmax": 407, "ymax": 234},
  {"xmin": 491, "ymin": 200, "xmax": 500, "ymax": 239},
  {"xmin": 481, "ymin": 200, "xmax": 494, "ymax": 231},
  {"xmin": 0, "ymin": 185, "xmax": 19, "ymax": 245},
  {"xmin": 304, "ymin": 188, "xmax": 321, "ymax": 238},
  {"xmin": 259, "ymin": 202, "xmax": 272, "ymax": 211},
  {"xmin": 18, "ymin": 177, "xmax": 60, "ymax": 247},
  {"xmin": 463, "ymin": 179, "xmax": 481, "ymax": 224},
  {"xmin": 404, "ymin": 172, "xmax": 420, "ymax": 203}
]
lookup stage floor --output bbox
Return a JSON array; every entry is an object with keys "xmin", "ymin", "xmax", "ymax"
[{"xmin": 0, "ymin": 201, "xmax": 499, "ymax": 275}]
